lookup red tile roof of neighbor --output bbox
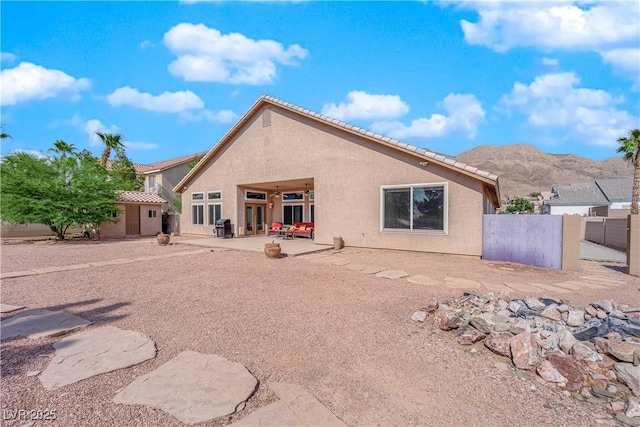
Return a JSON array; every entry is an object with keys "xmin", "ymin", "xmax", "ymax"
[{"xmin": 105, "ymin": 152, "xmax": 207, "ymax": 174}]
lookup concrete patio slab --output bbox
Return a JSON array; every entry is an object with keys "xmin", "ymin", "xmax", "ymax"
[
  {"xmin": 40, "ymin": 326, "xmax": 156, "ymax": 390},
  {"xmin": 444, "ymin": 277, "xmax": 481, "ymax": 289},
  {"xmin": 270, "ymin": 383, "xmax": 347, "ymax": 426},
  {"xmin": 407, "ymin": 275, "xmax": 441, "ymax": 286},
  {"xmin": 375, "ymin": 269, "xmax": 409, "ymax": 280},
  {"xmin": 0, "ymin": 304, "xmax": 25, "ymax": 313},
  {"xmin": 0, "ymin": 270, "xmax": 38, "ymax": 279},
  {"xmin": 113, "ymin": 351, "xmax": 257, "ymax": 425},
  {"xmin": 359, "ymin": 266, "xmax": 387, "ymax": 275},
  {"xmin": 179, "ymin": 236, "xmax": 331, "ymax": 256},
  {"xmin": 0, "ymin": 309, "xmax": 91, "ymax": 340},
  {"xmin": 32, "ymin": 264, "xmax": 92, "ymax": 274}
]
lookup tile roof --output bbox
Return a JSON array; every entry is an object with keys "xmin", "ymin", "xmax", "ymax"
[
  {"xmin": 105, "ymin": 152, "xmax": 207, "ymax": 174},
  {"xmin": 174, "ymin": 95, "xmax": 502, "ymax": 207},
  {"xmin": 117, "ymin": 191, "xmax": 167, "ymax": 204},
  {"xmin": 596, "ymin": 177, "xmax": 633, "ymax": 202},
  {"xmin": 546, "ymin": 178, "xmax": 632, "ymax": 206},
  {"xmin": 105, "ymin": 160, "xmax": 154, "ymax": 173}
]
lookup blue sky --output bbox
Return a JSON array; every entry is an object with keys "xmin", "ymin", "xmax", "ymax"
[{"xmin": 1, "ymin": 1, "xmax": 639, "ymax": 164}]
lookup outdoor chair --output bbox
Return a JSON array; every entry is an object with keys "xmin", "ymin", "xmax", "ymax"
[{"xmin": 268, "ymin": 222, "xmax": 283, "ymax": 237}]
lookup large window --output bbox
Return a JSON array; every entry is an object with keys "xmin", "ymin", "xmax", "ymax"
[
  {"xmin": 192, "ymin": 204, "xmax": 204, "ymax": 225},
  {"xmin": 207, "ymin": 203, "xmax": 222, "ymax": 226},
  {"xmin": 381, "ymin": 183, "xmax": 447, "ymax": 232},
  {"xmin": 283, "ymin": 204, "xmax": 304, "ymax": 224}
]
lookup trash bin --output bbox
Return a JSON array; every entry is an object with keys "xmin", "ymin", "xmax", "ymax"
[
  {"xmin": 333, "ymin": 236, "xmax": 343, "ymax": 250},
  {"xmin": 215, "ymin": 219, "xmax": 233, "ymax": 238}
]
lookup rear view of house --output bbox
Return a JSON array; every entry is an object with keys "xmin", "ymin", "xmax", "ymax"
[{"xmin": 174, "ymin": 96, "xmax": 501, "ymax": 256}]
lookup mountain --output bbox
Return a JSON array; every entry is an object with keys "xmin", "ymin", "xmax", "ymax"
[{"xmin": 454, "ymin": 144, "xmax": 634, "ymax": 199}]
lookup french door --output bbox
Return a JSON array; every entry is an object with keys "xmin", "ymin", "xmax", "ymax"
[{"xmin": 245, "ymin": 203, "xmax": 265, "ymax": 235}]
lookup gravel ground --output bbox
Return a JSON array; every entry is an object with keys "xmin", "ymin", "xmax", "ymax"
[{"xmin": 1, "ymin": 239, "xmax": 638, "ymax": 427}]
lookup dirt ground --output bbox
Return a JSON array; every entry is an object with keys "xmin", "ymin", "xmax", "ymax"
[{"xmin": 1, "ymin": 238, "xmax": 638, "ymax": 426}]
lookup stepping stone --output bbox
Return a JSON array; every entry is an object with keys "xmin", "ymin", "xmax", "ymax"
[
  {"xmin": 552, "ymin": 282, "xmax": 583, "ymax": 291},
  {"xmin": 503, "ymin": 282, "xmax": 546, "ymax": 293},
  {"xmin": 0, "ymin": 309, "xmax": 91, "ymax": 340},
  {"xmin": 527, "ymin": 283, "xmax": 571, "ymax": 294},
  {"xmin": 229, "ymin": 383, "xmax": 346, "ymax": 427},
  {"xmin": 561, "ymin": 280, "xmax": 609, "ymax": 290},
  {"xmin": 482, "ymin": 282, "xmax": 512, "ymax": 293},
  {"xmin": 114, "ymin": 351, "xmax": 257, "ymax": 425},
  {"xmin": 359, "ymin": 266, "xmax": 386, "ymax": 275},
  {"xmin": 407, "ymin": 275, "xmax": 441, "ymax": 287},
  {"xmin": 40, "ymin": 326, "xmax": 156, "ymax": 390},
  {"xmin": 444, "ymin": 277, "xmax": 481, "ymax": 289},
  {"xmin": 375, "ymin": 269, "xmax": 409, "ymax": 280},
  {"xmin": 0, "ymin": 304, "xmax": 25, "ymax": 313}
]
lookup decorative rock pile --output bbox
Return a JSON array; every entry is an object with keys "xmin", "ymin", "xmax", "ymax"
[{"xmin": 413, "ymin": 292, "xmax": 640, "ymax": 426}]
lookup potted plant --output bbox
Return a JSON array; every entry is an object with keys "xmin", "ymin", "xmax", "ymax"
[{"xmin": 156, "ymin": 232, "xmax": 170, "ymax": 246}]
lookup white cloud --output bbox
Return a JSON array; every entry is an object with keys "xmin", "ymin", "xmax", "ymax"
[
  {"xmin": 457, "ymin": 1, "xmax": 640, "ymax": 76},
  {"xmin": 499, "ymin": 72, "xmax": 638, "ymax": 147},
  {"xmin": 140, "ymin": 40, "xmax": 153, "ymax": 49},
  {"xmin": 321, "ymin": 91, "xmax": 410, "ymax": 121},
  {"xmin": 163, "ymin": 23, "xmax": 308, "ymax": 84},
  {"xmin": 123, "ymin": 141, "xmax": 159, "ymax": 150},
  {"xmin": 371, "ymin": 94, "xmax": 485, "ymax": 140},
  {"xmin": 77, "ymin": 117, "xmax": 120, "ymax": 147},
  {"xmin": 542, "ymin": 57, "xmax": 559, "ymax": 66},
  {"xmin": 600, "ymin": 48, "xmax": 640, "ymax": 75},
  {"xmin": 0, "ymin": 62, "xmax": 90, "ymax": 106},
  {"xmin": 1, "ymin": 52, "xmax": 16, "ymax": 63},
  {"xmin": 106, "ymin": 86, "xmax": 204, "ymax": 113},
  {"xmin": 178, "ymin": 109, "xmax": 238, "ymax": 124}
]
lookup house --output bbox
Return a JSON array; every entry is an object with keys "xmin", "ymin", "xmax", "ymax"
[
  {"xmin": 542, "ymin": 178, "xmax": 633, "ymax": 216},
  {"xmin": 100, "ymin": 191, "xmax": 166, "ymax": 238},
  {"xmin": 174, "ymin": 96, "xmax": 501, "ymax": 256}
]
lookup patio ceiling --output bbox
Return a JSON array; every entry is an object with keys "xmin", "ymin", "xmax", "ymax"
[{"xmin": 242, "ymin": 178, "xmax": 314, "ymax": 192}]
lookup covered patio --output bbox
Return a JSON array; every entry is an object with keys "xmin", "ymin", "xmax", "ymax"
[{"xmin": 177, "ymin": 234, "xmax": 331, "ymax": 256}]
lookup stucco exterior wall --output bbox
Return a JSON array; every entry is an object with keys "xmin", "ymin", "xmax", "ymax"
[
  {"xmin": 159, "ymin": 164, "xmax": 191, "ymax": 209},
  {"xmin": 101, "ymin": 204, "xmax": 126, "ymax": 238},
  {"xmin": 584, "ymin": 217, "xmax": 628, "ymax": 251},
  {"xmin": 140, "ymin": 204, "xmax": 162, "ymax": 236},
  {"xmin": 99, "ymin": 203, "xmax": 162, "ymax": 238},
  {"xmin": 180, "ymin": 106, "xmax": 490, "ymax": 256},
  {"xmin": 1, "ymin": 223, "xmax": 54, "ymax": 238}
]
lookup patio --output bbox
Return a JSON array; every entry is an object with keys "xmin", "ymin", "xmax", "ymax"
[{"xmin": 176, "ymin": 234, "xmax": 332, "ymax": 256}]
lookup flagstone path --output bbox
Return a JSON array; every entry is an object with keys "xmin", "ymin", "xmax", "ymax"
[
  {"xmin": 0, "ymin": 308, "xmax": 91, "ymax": 340},
  {"xmin": 298, "ymin": 252, "xmax": 628, "ymax": 296},
  {"xmin": 39, "ymin": 326, "xmax": 156, "ymax": 390}
]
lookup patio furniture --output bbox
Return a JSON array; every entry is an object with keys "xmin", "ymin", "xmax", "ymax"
[
  {"xmin": 291, "ymin": 222, "xmax": 314, "ymax": 239},
  {"xmin": 277, "ymin": 229, "xmax": 294, "ymax": 240},
  {"xmin": 268, "ymin": 222, "xmax": 283, "ymax": 237}
]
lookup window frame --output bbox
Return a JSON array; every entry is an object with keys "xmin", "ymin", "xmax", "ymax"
[
  {"xmin": 191, "ymin": 204, "xmax": 205, "ymax": 226},
  {"xmin": 282, "ymin": 203, "xmax": 304, "ymax": 225},
  {"xmin": 148, "ymin": 209, "xmax": 157, "ymax": 218},
  {"xmin": 282, "ymin": 191, "xmax": 304, "ymax": 202},
  {"xmin": 207, "ymin": 190, "xmax": 222, "ymax": 201},
  {"xmin": 380, "ymin": 182, "xmax": 448, "ymax": 234},
  {"xmin": 192, "ymin": 192, "xmax": 204, "ymax": 201},
  {"xmin": 245, "ymin": 190, "xmax": 267, "ymax": 201},
  {"xmin": 207, "ymin": 203, "xmax": 223, "ymax": 226}
]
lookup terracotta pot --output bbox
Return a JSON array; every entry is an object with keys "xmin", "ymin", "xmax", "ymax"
[
  {"xmin": 157, "ymin": 233, "xmax": 170, "ymax": 246},
  {"xmin": 264, "ymin": 242, "xmax": 281, "ymax": 258}
]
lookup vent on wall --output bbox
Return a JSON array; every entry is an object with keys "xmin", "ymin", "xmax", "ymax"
[{"xmin": 262, "ymin": 109, "xmax": 272, "ymax": 127}]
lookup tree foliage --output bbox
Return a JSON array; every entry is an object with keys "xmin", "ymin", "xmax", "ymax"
[
  {"xmin": 0, "ymin": 147, "xmax": 120, "ymax": 239},
  {"xmin": 617, "ymin": 129, "xmax": 640, "ymax": 215},
  {"xmin": 95, "ymin": 131, "xmax": 124, "ymax": 166},
  {"xmin": 505, "ymin": 197, "xmax": 534, "ymax": 214},
  {"xmin": 110, "ymin": 147, "xmax": 144, "ymax": 191}
]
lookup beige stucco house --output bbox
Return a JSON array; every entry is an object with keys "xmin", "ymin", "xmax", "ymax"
[
  {"xmin": 174, "ymin": 96, "xmax": 501, "ymax": 256},
  {"xmin": 100, "ymin": 191, "xmax": 166, "ymax": 239}
]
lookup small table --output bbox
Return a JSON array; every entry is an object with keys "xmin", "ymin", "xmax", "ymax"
[{"xmin": 277, "ymin": 229, "xmax": 294, "ymax": 240}]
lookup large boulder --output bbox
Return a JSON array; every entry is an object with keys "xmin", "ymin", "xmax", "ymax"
[
  {"xmin": 510, "ymin": 332, "xmax": 541, "ymax": 370},
  {"xmin": 434, "ymin": 310, "xmax": 462, "ymax": 331}
]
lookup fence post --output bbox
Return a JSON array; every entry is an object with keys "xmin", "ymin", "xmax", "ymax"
[
  {"xmin": 628, "ymin": 215, "xmax": 640, "ymax": 276},
  {"xmin": 562, "ymin": 215, "xmax": 580, "ymax": 271}
]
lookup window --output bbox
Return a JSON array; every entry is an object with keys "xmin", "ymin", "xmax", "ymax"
[
  {"xmin": 192, "ymin": 192, "xmax": 204, "ymax": 201},
  {"xmin": 283, "ymin": 192, "xmax": 303, "ymax": 201},
  {"xmin": 283, "ymin": 204, "xmax": 304, "ymax": 224},
  {"xmin": 309, "ymin": 191, "xmax": 315, "ymax": 201},
  {"xmin": 207, "ymin": 203, "xmax": 222, "ymax": 226},
  {"xmin": 110, "ymin": 210, "xmax": 118, "ymax": 218},
  {"xmin": 381, "ymin": 183, "xmax": 447, "ymax": 233},
  {"xmin": 245, "ymin": 190, "xmax": 266, "ymax": 201},
  {"xmin": 192, "ymin": 204, "xmax": 204, "ymax": 225},
  {"xmin": 148, "ymin": 209, "xmax": 157, "ymax": 218},
  {"xmin": 207, "ymin": 191, "xmax": 222, "ymax": 200},
  {"xmin": 309, "ymin": 204, "xmax": 315, "ymax": 223}
]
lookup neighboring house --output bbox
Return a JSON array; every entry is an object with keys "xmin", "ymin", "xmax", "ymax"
[
  {"xmin": 100, "ymin": 191, "xmax": 166, "ymax": 238},
  {"xmin": 542, "ymin": 178, "xmax": 633, "ymax": 216},
  {"xmin": 173, "ymin": 96, "xmax": 501, "ymax": 257}
]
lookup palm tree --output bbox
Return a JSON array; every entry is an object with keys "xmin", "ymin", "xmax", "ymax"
[
  {"xmin": 48, "ymin": 140, "xmax": 76, "ymax": 157},
  {"xmin": 0, "ymin": 125, "xmax": 10, "ymax": 139},
  {"xmin": 617, "ymin": 129, "xmax": 640, "ymax": 215},
  {"xmin": 95, "ymin": 131, "xmax": 124, "ymax": 166}
]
